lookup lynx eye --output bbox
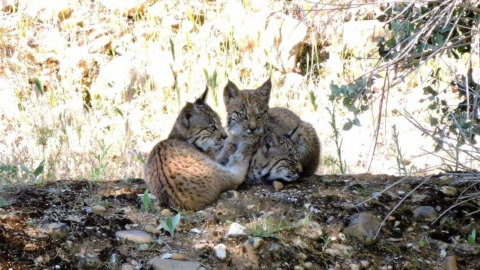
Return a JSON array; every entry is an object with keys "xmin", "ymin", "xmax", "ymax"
[
  {"xmin": 238, "ymin": 112, "xmax": 247, "ymax": 120},
  {"xmin": 257, "ymin": 111, "xmax": 266, "ymax": 119}
]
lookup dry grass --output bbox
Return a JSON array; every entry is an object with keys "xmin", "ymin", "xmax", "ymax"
[{"xmin": 0, "ymin": 0, "xmax": 478, "ymax": 185}]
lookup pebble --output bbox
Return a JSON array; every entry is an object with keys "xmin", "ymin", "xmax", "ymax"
[
  {"xmin": 226, "ymin": 222, "xmax": 248, "ymax": 238},
  {"xmin": 214, "ymin": 243, "xmax": 228, "ymax": 261},
  {"xmin": 440, "ymin": 186, "xmax": 458, "ymax": 196},
  {"xmin": 454, "ymin": 243, "xmax": 480, "ymax": 255},
  {"xmin": 42, "ymin": 222, "xmax": 70, "ymax": 239},
  {"xmin": 120, "ymin": 263, "xmax": 135, "ymax": 270},
  {"xmin": 294, "ymin": 221, "xmax": 323, "ymax": 240},
  {"xmin": 413, "ymin": 206, "xmax": 437, "ymax": 222},
  {"xmin": 148, "ymin": 258, "xmax": 201, "ymax": 270},
  {"xmin": 77, "ymin": 255, "xmax": 102, "ymax": 269},
  {"xmin": 91, "ymin": 205, "xmax": 107, "ymax": 214},
  {"xmin": 144, "ymin": 224, "xmax": 160, "ymax": 234},
  {"xmin": 303, "ymin": 262, "xmax": 313, "ymax": 269},
  {"xmin": 160, "ymin": 209, "xmax": 172, "ymax": 216},
  {"xmin": 138, "ymin": 243, "xmax": 150, "ymax": 251},
  {"xmin": 350, "ymin": 264, "xmax": 360, "ymax": 270},
  {"xmin": 170, "ymin": 253, "xmax": 186, "ymax": 260},
  {"xmin": 115, "ymin": 230, "xmax": 153, "ymax": 244},
  {"xmin": 343, "ymin": 212, "xmax": 380, "ymax": 246},
  {"xmin": 273, "ymin": 181, "xmax": 284, "ymax": 190}
]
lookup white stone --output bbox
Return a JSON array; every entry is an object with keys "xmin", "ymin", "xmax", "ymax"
[
  {"xmin": 115, "ymin": 230, "xmax": 152, "ymax": 244},
  {"xmin": 214, "ymin": 243, "xmax": 227, "ymax": 261},
  {"xmin": 226, "ymin": 222, "xmax": 248, "ymax": 238}
]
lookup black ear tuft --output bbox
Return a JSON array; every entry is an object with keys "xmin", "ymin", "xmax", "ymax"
[
  {"xmin": 285, "ymin": 123, "xmax": 300, "ymax": 139},
  {"xmin": 195, "ymin": 86, "xmax": 209, "ymax": 105}
]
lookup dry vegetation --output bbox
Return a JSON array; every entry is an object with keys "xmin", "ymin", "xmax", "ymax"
[{"xmin": 0, "ymin": 0, "xmax": 478, "ymax": 185}]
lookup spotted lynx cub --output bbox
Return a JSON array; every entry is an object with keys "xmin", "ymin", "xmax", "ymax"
[
  {"xmin": 144, "ymin": 88, "xmax": 254, "ymax": 211},
  {"xmin": 217, "ymin": 78, "xmax": 321, "ymax": 183}
]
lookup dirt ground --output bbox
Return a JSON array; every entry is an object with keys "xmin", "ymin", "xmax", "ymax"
[{"xmin": 1, "ymin": 173, "xmax": 479, "ymax": 270}]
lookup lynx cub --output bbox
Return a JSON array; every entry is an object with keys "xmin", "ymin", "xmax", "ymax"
[
  {"xmin": 144, "ymin": 88, "xmax": 254, "ymax": 211},
  {"xmin": 217, "ymin": 78, "xmax": 321, "ymax": 183}
]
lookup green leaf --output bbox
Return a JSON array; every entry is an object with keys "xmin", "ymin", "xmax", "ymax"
[
  {"xmin": 330, "ymin": 83, "xmax": 340, "ymax": 97},
  {"xmin": 423, "ymin": 86, "xmax": 438, "ymax": 96},
  {"xmin": 429, "ymin": 116, "xmax": 439, "ymax": 126},
  {"xmin": 33, "ymin": 160, "xmax": 45, "ymax": 177},
  {"xmin": 20, "ymin": 164, "xmax": 32, "ymax": 175},
  {"xmin": 385, "ymin": 37, "xmax": 396, "ymax": 48},
  {"xmin": 343, "ymin": 121, "xmax": 353, "ymax": 131},
  {"xmin": 172, "ymin": 213, "xmax": 181, "ymax": 228},
  {"xmin": 32, "ymin": 77, "xmax": 44, "ymax": 95},
  {"xmin": 113, "ymin": 107, "xmax": 124, "ymax": 118},
  {"xmin": 468, "ymin": 229, "xmax": 476, "ymax": 245},
  {"xmin": 353, "ymin": 118, "xmax": 361, "ymax": 126}
]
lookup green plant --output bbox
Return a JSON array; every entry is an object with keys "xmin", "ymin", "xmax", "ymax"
[
  {"xmin": 90, "ymin": 139, "xmax": 111, "ymax": 181},
  {"xmin": 418, "ymin": 238, "xmax": 425, "ymax": 248},
  {"xmin": 20, "ymin": 160, "xmax": 45, "ymax": 183},
  {"xmin": 160, "ymin": 213, "xmax": 181, "ymax": 239},
  {"xmin": 247, "ymin": 215, "xmax": 307, "ymax": 239},
  {"xmin": 141, "ymin": 189, "xmax": 152, "ymax": 213},
  {"xmin": 309, "ymin": 90, "xmax": 318, "ymax": 111},
  {"xmin": 326, "ymin": 102, "xmax": 347, "ymax": 175},
  {"xmin": 392, "ymin": 125, "xmax": 408, "ymax": 176},
  {"xmin": 203, "ymin": 68, "xmax": 218, "ymax": 106},
  {"xmin": 0, "ymin": 164, "xmax": 18, "ymax": 185},
  {"xmin": 468, "ymin": 229, "xmax": 477, "ymax": 246}
]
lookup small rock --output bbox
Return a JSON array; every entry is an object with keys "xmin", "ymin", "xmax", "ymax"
[
  {"xmin": 77, "ymin": 255, "xmax": 102, "ymax": 269},
  {"xmin": 115, "ymin": 230, "xmax": 153, "ymax": 244},
  {"xmin": 138, "ymin": 243, "xmax": 150, "ymax": 251},
  {"xmin": 160, "ymin": 208, "xmax": 172, "ymax": 216},
  {"xmin": 226, "ymin": 222, "xmax": 248, "ymax": 238},
  {"xmin": 42, "ymin": 222, "xmax": 70, "ymax": 239},
  {"xmin": 411, "ymin": 194, "xmax": 429, "ymax": 203},
  {"xmin": 34, "ymin": 256, "xmax": 44, "ymax": 264},
  {"xmin": 190, "ymin": 228, "xmax": 201, "ymax": 234},
  {"xmin": 120, "ymin": 263, "xmax": 135, "ymax": 270},
  {"xmin": 294, "ymin": 266, "xmax": 304, "ymax": 270},
  {"xmin": 108, "ymin": 253, "xmax": 120, "ymax": 269},
  {"xmin": 170, "ymin": 253, "xmax": 186, "ymax": 260},
  {"xmin": 273, "ymin": 181, "xmax": 284, "ymax": 190},
  {"xmin": 148, "ymin": 258, "xmax": 202, "ymax": 270},
  {"xmin": 247, "ymin": 204, "xmax": 260, "ymax": 212},
  {"xmin": 294, "ymin": 221, "xmax": 323, "ymax": 240},
  {"xmin": 331, "ymin": 243, "xmax": 354, "ymax": 256},
  {"xmin": 442, "ymin": 255, "xmax": 458, "ymax": 270},
  {"xmin": 440, "ymin": 186, "xmax": 458, "ymax": 197},
  {"xmin": 454, "ymin": 243, "xmax": 480, "ymax": 255},
  {"xmin": 214, "ymin": 243, "xmax": 228, "ymax": 261},
  {"xmin": 350, "ymin": 264, "xmax": 360, "ymax": 270},
  {"xmin": 413, "ymin": 206, "xmax": 437, "ymax": 222},
  {"xmin": 360, "ymin": 260, "xmax": 370, "ymax": 268},
  {"xmin": 144, "ymin": 224, "xmax": 160, "ymax": 234},
  {"xmin": 91, "ymin": 205, "xmax": 107, "ymax": 214},
  {"xmin": 303, "ymin": 262, "xmax": 313, "ymax": 269},
  {"xmin": 343, "ymin": 212, "xmax": 380, "ymax": 246}
]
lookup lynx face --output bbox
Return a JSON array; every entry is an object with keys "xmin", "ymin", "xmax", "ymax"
[
  {"xmin": 169, "ymin": 87, "xmax": 227, "ymax": 153},
  {"xmin": 223, "ymin": 79, "xmax": 271, "ymax": 138},
  {"xmin": 249, "ymin": 129, "xmax": 302, "ymax": 183}
]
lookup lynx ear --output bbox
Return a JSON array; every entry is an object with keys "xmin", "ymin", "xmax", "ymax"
[
  {"xmin": 224, "ymin": 80, "xmax": 240, "ymax": 106},
  {"xmin": 257, "ymin": 78, "xmax": 272, "ymax": 104},
  {"xmin": 181, "ymin": 102, "xmax": 197, "ymax": 129},
  {"xmin": 195, "ymin": 86, "xmax": 209, "ymax": 105},
  {"xmin": 261, "ymin": 131, "xmax": 278, "ymax": 153},
  {"xmin": 285, "ymin": 123, "xmax": 301, "ymax": 140}
]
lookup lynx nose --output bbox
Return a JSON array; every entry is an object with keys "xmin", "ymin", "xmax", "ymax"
[{"xmin": 248, "ymin": 127, "xmax": 256, "ymax": 133}]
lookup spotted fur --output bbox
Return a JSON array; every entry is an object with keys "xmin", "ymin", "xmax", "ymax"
[
  {"xmin": 247, "ymin": 128, "xmax": 302, "ymax": 183},
  {"xmin": 168, "ymin": 87, "xmax": 227, "ymax": 156},
  {"xmin": 144, "ymin": 88, "xmax": 256, "ymax": 211}
]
